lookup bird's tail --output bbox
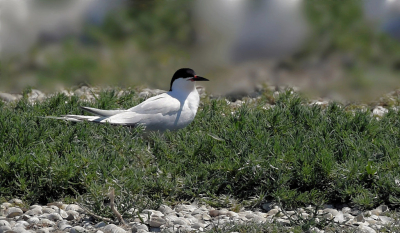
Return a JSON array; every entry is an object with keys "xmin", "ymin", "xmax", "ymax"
[
  {"xmin": 43, "ymin": 115, "xmax": 104, "ymax": 123},
  {"xmin": 43, "ymin": 106, "xmax": 125, "ymax": 123}
]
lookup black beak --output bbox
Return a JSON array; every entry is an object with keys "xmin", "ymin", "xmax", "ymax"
[{"xmin": 193, "ymin": 75, "xmax": 209, "ymax": 81}]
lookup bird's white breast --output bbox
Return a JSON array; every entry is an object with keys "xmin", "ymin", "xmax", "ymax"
[{"xmin": 137, "ymin": 89, "xmax": 200, "ymax": 132}]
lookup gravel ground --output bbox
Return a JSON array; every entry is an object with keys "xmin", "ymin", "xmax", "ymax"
[{"xmin": 0, "ymin": 198, "xmax": 398, "ymax": 233}]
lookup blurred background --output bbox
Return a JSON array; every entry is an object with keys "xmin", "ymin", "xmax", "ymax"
[{"xmin": 2, "ymin": 0, "xmax": 400, "ymax": 102}]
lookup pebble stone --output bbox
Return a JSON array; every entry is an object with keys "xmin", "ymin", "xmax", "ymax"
[
  {"xmin": 6, "ymin": 207, "xmax": 23, "ymax": 218},
  {"xmin": 66, "ymin": 210, "xmax": 80, "ymax": 220},
  {"xmin": 9, "ymin": 199, "xmax": 23, "ymax": 205},
  {"xmin": 209, "ymin": 209, "xmax": 219, "ymax": 217},
  {"xmin": 372, "ymin": 106, "xmax": 388, "ymax": 117},
  {"xmin": 95, "ymin": 222, "xmax": 106, "ymax": 228},
  {"xmin": 36, "ymin": 228, "xmax": 50, "ymax": 233},
  {"xmin": 149, "ymin": 216, "xmax": 165, "ymax": 227},
  {"xmin": 0, "ymin": 220, "xmax": 10, "ymax": 227},
  {"xmin": 0, "ymin": 92, "xmax": 22, "ymax": 102},
  {"xmin": 70, "ymin": 226, "xmax": 86, "ymax": 233},
  {"xmin": 103, "ymin": 224, "xmax": 126, "ymax": 233},
  {"xmin": 27, "ymin": 217, "xmax": 39, "ymax": 225},
  {"xmin": 131, "ymin": 224, "xmax": 148, "ymax": 233},
  {"xmin": 158, "ymin": 205, "xmax": 173, "ymax": 214},
  {"xmin": 135, "ymin": 230, "xmax": 147, "ymax": 233},
  {"xmin": 47, "ymin": 213, "xmax": 63, "ymax": 221},
  {"xmin": 0, "ymin": 226, "xmax": 12, "ymax": 233},
  {"xmin": 41, "ymin": 208, "xmax": 55, "ymax": 214},
  {"xmin": 25, "ymin": 208, "xmax": 42, "ymax": 216},
  {"xmin": 10, "ymin": 226, "xmax": 29, "ymax": 233},
  {"xmin": 66, "ymin": 204, "xmax": 83, "ymax": 213}
]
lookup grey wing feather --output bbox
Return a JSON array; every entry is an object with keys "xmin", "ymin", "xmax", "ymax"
[
  {"xmin": 80, "ymin": 106, "xmax": 126, "ymax": 117},
  {"xmin": 128, "ymin": 93, "xmax": 180, "ymax": 115}
]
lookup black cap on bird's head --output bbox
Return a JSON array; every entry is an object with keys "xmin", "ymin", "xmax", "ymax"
[{"xmin": 169, "ymin": 68, "xmax": 208, "ymax": 91}]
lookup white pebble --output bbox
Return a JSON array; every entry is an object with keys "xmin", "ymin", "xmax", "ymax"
[
  {"xmin": 226, "ymin": 211, "xmax": 238, "ymax": 218},
  {"xmin": 149, "ymin": 216, "xmax": 165, "ymax": 227},
  {"xmin": 27, "ymin": 217, "xmax": 39, "ymax": 225},
  {"xmin": 65, "ymin": 204, "xmax": 83, "ymax": 213},
  {"xmin": 0, "ymin": 220, "xmax": 10, "ymax": 227},
  {"xmin": 131, "ymin": 224, "xmax": 148, "ymax": 233},
  {"xmin": 158, "ymin": 205, "xmax": 173, "ymax": 214},
  {"xmin": 66, "ymin": 210, "xmax": 80, "ymax": 221},
  {"xmin": 59, "ymin": 224, "xmax": 73, "ymax": 231},
  {"xmin": 39, "ymin": 219, "xmax": 56, "ymax": 226},
  {"xmin": 175, "ymin": 204, "xmax": 197, "ymax": 213},
  {"xmin": 0, "ymin": 226, "xmax": 11, "ymax": 232},
  {"xmin": 372, "ymin": 106, "xmax": 388, "ymax": 117},
  {"xmin": 29, "ymin": 205, "xmax": 42, "ymax": 210},
  {"xmin": 172, "ymin": 218, "xmax": 188, "ymax": 226},
  {"xmin": 25, "ymin": 208, "xmax": 42, "ymax": 216},
  {"xmin": 48, "ymin": 205, "xmax": 59, "ymax": 211},
  {"xmin": 10, "ymin": 226, "xmax": 28, "ymax": 233},
  {"xmin": 378, "ymin": 216, "xmax": 393, "ymax": 224},
  {"xmin": 9, "ymin": 199, "xmax": 23, "ymax": 205},
  {"xmin": 36, "ymin": 228, "xmax": 50, "ymax": 233},
  {"xmin": 323, "ymin": 208, "xmax": 339, "ymax": 216},
  {"xmin": 41, "ymin": 208, "xmax": 55, "ymax": 214},
  {"xmin": 267, "ymin": 209, "xmax": 279, "ymax": 216},
  {"xmin": 47, "ymin": 213, "xmax": 63, "ymax": 221},
  {"xmin": 15, "ymin": 220, "xmax": 29, "ymax": 228},
  {"xmin": 70, "ymin": 226, "xmax": 86, "ymax": 233},
  {"xmin": 358, "ymin": 225, "xmax": 376, "ymax": 233},
  {"xmin": 0, "ymin": 92, "xmax": 20, "ymax": 102},
  {"xmin": 342, "ymin": 207, "xmax": 351, "ymax": 214},
  {"xmin": 103, "ymin": 224, "xmax": 126, "ymax": 233},
  {"xmin": 334, "ymin": 211, "xmax": 345, "ymax": 223},
  {"xmin": 218, "ymin": 209, "xmax": 229, "ymax": 216},
  {"xmin": 275, "ymin": 218, "xmax": 290, "ymax": 226},
  {"xmin": 191, "ymin": 222, "xmax": 205, "ymax": 229},
  {"xmin": 6, "ymin": 207, "xmax": 23, "ymax": 218}
]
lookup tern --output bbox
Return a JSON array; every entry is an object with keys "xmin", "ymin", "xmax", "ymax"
[{"xmin": 50, "ymin": 68, "xmax": 209, "ymax": 132}]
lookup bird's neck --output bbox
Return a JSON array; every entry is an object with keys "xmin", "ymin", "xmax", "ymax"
[
  {"xmin": 169, "ymin": 87, "xmax": 198, "ymax": 99},
  {"xmin": 171, "ymin": 82, "xmax": 197, "ymax": 95}
]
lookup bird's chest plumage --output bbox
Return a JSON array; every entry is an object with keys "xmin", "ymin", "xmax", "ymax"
[
  {"xmin": 185, "ymin": 92, "xmax": 200, "ymax": 115},
  {"xmin": 175, "ymin": 92, "xmax": 199, "ymax": 127}
]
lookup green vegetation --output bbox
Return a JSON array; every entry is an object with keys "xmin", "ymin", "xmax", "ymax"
[{"xmin": 1, "ymin": 89, "xmax": 400, "ymax": 219}]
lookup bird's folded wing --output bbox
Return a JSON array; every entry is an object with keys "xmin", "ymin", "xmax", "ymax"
[
  {"xmin": 127, "ymin": 93, "xmax": 181, "ymax": 115},
  {"xmin": 86, "ymin": 94, "xmax": 181, "ymax": 126},
  {"xmin": 80, "ymin": 106, "xmax": 127, "ymax": 117},
  {"xmin": 102, "ymin": 111, "xmax": 148, "ymax": 126},
  {"xmin": 44, "ymin": 93, "xmax": 181, "ymax": 126}
]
